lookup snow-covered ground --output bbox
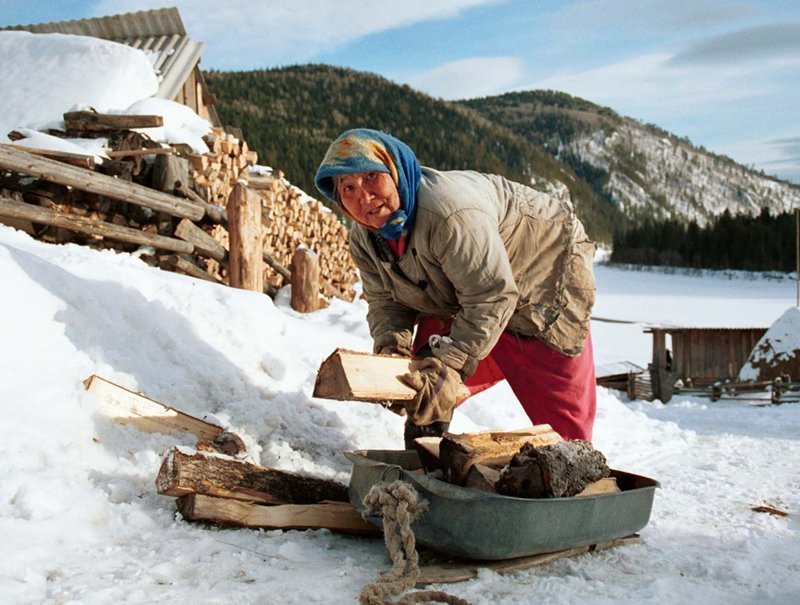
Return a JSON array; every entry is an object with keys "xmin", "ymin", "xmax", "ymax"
[{"xmin": 1, "ymin": 224, "xmax": 798, "ymax": 605}]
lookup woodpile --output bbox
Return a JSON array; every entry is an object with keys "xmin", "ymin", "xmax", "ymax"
[
  {"xmin": 0, "ymin": 110, "xmax": 358, "ymax": 303},
  {"xmin": 84, "ymin": 374, "xmax": 378, "ymax": 535}
]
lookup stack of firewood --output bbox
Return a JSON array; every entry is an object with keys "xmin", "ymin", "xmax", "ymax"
[
  {"xmin": 246, "ymin": 172, "xmax": 358, "ymax": 299},
  {"xmin": 0, "ymin": 110, "xmax": 359, "ymax": 302}
]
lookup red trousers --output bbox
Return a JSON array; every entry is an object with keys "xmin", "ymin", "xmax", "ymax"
[{"xmin": 413, "ymin": 318, "xmax": 597, "ymax": 441}]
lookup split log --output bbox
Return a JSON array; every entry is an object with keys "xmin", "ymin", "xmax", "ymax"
[
  {"xmin": 174, "ymin": 218, "xmax": 226, "ymax": 261},
  {"xmin": 161, "ymin": 254, "xmax": 222, "ymax": 283},
  {"xmin": 156, "ymin": 446, "xmax": 348, "ymax": 505},
  {"xmin": 412, "ymin": 437, "xmax": 443, "ymax": 472},
  {"xmin": 176, "ymin": 494, "xmax": 379, "ymax": 535},
  {"xmin": 576, "ymin": 477, "xmax": 620, "ymax": 497},
  {"xmin": 0, "ymin": 145, "xmax": 203, "ymax": 220},
  {"xmin": 439, "ymin": 426, "xmax": 563, "ymax": 486},
  {"xmin": 496, "ymin": 440, "xmax": 610, "ymax": 499},
  {"xmin": 64, "ymin": 110, "xmax": 163, "ymax": 131},
  {"xmin": 464, "ymin": 464, "xmax": 501, "ymax": 493},
  {"xmin": 83, "ymin": 375, "xmax": 225, "ymax": 443},
  {"xmin": 0, "ymin": 197, "xmax": 194, "ymax": 254},
  {"xmin": 290, "ymin": 246, "xmax": 321, "ymax": 313},
  {"xmin": 227, "ymin": 182, "xmax": 263, "ymax": 292},
  {"xmin": 313, "ymin": 348, "xmax": 417, "ymax": 404}
]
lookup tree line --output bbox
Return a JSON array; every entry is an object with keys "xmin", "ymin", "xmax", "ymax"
[{"xmin": 611, "ymin": 208, "xmax": 797, "ymax": 272}]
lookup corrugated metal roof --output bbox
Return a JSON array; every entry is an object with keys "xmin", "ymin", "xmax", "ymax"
[{"xmin": 0, "ymin": 8, "xmax": 203, "ymax": 101}]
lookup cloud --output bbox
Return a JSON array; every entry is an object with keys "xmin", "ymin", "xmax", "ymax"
[
  {"xmin": 92, "ymin": 0, "xmax": 503, "ymax": 69},
  {"xmin": 405, "ymin": 56, "xmax": 525, "ymax": 100},
  {"xmin": 715, "ymin": 135, "xmax": 800, "ymax": 184},
  {"xmin": 670, "ymin": 23, "xmax": 800, "ymax": 65}
]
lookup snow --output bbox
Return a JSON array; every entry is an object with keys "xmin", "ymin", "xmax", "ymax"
[
  {"xmin": 0, "ymin": 26, "xmax": 798, "ymax": 605},
  {"xmin": 0, "ymin": 224, "xmax": 798, "ymax": 605},
  {"xmin": 739, "ymin": 306, "xmax": 800, "ymax": 381}
]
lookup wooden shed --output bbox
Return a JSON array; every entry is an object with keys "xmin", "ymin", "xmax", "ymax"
[
  {"xmin": 1, "ymin": 7, "xmax": 220, "ymax": 126},
  {"xmin": 647, "ymin": 327, "xmax": 767, "ymax": 402}
]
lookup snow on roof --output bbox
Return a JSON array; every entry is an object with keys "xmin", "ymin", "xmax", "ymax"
[
  {"xmin": 0, "ymin": 8, "xmax": 203, "ymax": 102},
  {"xmin": 0, "ymin": 30, "xmax": 210, "ymax": 154}
]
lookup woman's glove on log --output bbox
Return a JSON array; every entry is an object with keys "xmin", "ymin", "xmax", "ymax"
[{"xmin": 399, "ymin": 358, "xmax": 469, "ymax": 425}]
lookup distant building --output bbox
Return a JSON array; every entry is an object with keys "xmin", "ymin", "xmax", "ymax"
[{"xmin": 1, "ymin": 7, "xmax": 219, "ymax": 126}]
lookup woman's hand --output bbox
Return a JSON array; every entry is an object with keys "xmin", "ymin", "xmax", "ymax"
[{"xmin": 399, "ymin": 358, "xmax": 470, "ymax": 425}]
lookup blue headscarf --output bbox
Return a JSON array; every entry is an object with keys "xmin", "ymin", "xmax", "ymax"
[{"xmin": 314, "ymin": 128, "xmax": 421, "ymax": 240}]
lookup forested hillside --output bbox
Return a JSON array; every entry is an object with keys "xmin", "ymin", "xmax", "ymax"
[
  {"xmin": 205, "ymin": 64, "xmax": 800, "ymax": 261},
  {"xmin": 205, "ymin": 65, "xmax": 620, "ymax": 241}
]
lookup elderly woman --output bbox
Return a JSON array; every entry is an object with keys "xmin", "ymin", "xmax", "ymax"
[{"xmin": 315, "ymin": 128, "xmax": 597, "ymax": 448}]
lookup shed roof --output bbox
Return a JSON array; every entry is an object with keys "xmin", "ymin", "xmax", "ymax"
[{"xmin": 1, "ymin": 8, "xmax": 203, "ymax": 102}]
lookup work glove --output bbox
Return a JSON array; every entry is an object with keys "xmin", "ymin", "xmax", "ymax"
[{"xmin": 399, "ymin": 357, "xmax": 470, "ymax": 425}]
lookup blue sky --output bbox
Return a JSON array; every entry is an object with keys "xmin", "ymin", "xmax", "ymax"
[{"xmin": 2, "ymin": 0, "xmax": 799, "ymax": 184}]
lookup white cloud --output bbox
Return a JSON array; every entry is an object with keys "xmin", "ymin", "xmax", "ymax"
[
  {"xmin": 93, "ymin": 0, "xmax": 503, "ymax": 69},
  {"xmin": 406, "ymin": 56, "xmax": 525, "ymax": 100}
]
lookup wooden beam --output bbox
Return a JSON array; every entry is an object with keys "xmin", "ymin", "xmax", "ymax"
[
  {"xmin": 83, "ymin": 375, "xmax": 223, "ymax": 441},
  {"xmin": 439, "ymin": 426, "xmax": 563, "ymax": 486},
  {"xmin": 161, "ymin": 254, "xmax": 221, "ymax": 283},
  {"xmin": 0, "ymin": 145, "xmax": 203, "ymax": 220},
  {"xmin": 175, "ymin": 180, "xmax": 227, "ymax": 224},
  {"xmin": 64, "ymin": 111, "xmax": 163, "ymax": 131},
  {"xmin": 0, "ymin": 197, "xmax": 194, "ymax": 254},
  {"xmin": 175, "ymin": 218, "xmax": 227, "ymax": 261},
  {"xmin": 227, "ymin": 182, "xmax": 263, "ymax": 292},
  {"xmin": 6, "ymin": 145, "xmax": 95, "ymax": 169},
  {"xmin": 176, "ymin": 494, "xmax": 380, "ymax": 535},
  {"xmin": 156, "ymin": 447, "xmax": 348, "ymax": 505},
  {"xmin": 106, "ymin": 147, "xmax": 175, "ymax": 158},
  {"xmin": 313, "ymin": 348, "xmax": 418, "ymax": 403}
]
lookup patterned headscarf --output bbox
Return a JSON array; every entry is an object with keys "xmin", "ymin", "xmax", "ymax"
[{"xmin": 314, "ymin": 128, "xmax": 421, "ymax": 239}]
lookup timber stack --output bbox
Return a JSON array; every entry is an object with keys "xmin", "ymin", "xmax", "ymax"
[{"xmin": 0, "ymin": 110, "xmax": 358, "ymax": 302}]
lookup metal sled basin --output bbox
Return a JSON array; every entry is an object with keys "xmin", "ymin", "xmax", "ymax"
[{"xmin": 345, "ymin": 449, "xmax": 659, "ymax": 561}]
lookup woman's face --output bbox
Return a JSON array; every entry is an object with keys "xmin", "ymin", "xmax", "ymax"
[{"xmin": 336, "ymin": 171, "xmax": 400, "ymax": 230}]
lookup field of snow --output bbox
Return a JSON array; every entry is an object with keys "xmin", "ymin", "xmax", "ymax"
[{"xmin": 1, "ymin": 224, "xmax": 798, "ymax": 605}]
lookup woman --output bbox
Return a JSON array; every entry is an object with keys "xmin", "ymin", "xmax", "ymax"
[{"xmin": 315, "ymin": 128, "xmax": 597, "ymax": 448}]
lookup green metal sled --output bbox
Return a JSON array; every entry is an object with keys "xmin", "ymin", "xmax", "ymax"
[{"xmin": 346, "ymin": 449, "xmax": 659, "ymax": 561}]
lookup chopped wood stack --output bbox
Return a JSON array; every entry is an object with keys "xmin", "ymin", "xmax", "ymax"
[
  {"xmin": 247, "ymin": 172, "xmax": 358, "ymax": 300},
  {"xmin": 0, "ymin": 112, "xmax": 359, "ymax": 302}
]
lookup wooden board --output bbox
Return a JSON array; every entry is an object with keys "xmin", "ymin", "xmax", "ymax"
[
  {"xmin": 157, "ymin": 446, "xmax": 348, "ymax": 505},
  {"xmin": 177, "ymin": 494, "xmax": 380, "ymax": 535},
  {"xmin": 64, "ymin": 111, "xmax": 163, "ymax": 131},
  {"xmin": 84, "ymin": 375, "xmax": 223, "ymax": 441},
  {"xmin": 416, "ymin": 535, "xmax": 640, "ymax": 585},
  {"xmin": 313, "ymin": 348, "xmax": 417, "ymax": 403}
]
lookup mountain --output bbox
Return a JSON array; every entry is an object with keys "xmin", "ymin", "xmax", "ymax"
[
  {"xmin": 461, "ymin": 91, "xmax": 800, "ymax": 226},
  {"xmin": 205, "ymin": 65, "xmax": 800, "ymax": 243}
]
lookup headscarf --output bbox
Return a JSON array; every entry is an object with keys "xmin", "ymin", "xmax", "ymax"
[{"xmin": 314, "ymin": 128, "xmax": 421, "ymax": 239}]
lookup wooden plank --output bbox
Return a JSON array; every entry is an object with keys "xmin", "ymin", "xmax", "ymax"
[
  {"xmin": 313, "ymin": 348, "xmax": 418, "ymax": 403},
  {"xmin": 0, "ymin": 197, "xmax": 194, "ymax": 254},
  {"xmin": 157, "ymin": 447, "xmax": 348, "ymax": 505},
  {"xmin": 175, "ymin": 218, "xmax": 227, "ymax": 261},
  {"xmin": 439, "ymin": 426, "xmax": 563, "ymax": 486},
  {"xmin": 83, "ymin": 375, "xmax": 223, "ymax": 441},
  {"xmin": 227, "ymin": 182, "xmax": 263, "ymax": 292},
  {"xmin": 0, "ymin": 144, "xmax": 203, "ymax": 220},
  {"xmin": 416, "ymin": 536, "xmax": 640, "ymax": 585},
  {"xmin": 176, "ymin": 494, "xmax": 380, "ymax": 535},
  {"xmin": 7, "ymin": 145, "xmax": 95, "ymax": 169},
  {"xmin": 64, "ymin": 111, "xmax": 163, "ymax": 131},
  {"xmin": 106, "ymin": 147, "xmax": 175, "ymax": 158}
]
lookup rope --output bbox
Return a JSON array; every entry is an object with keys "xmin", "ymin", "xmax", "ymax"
[{"xmin": 358, "ymin": 480, "xmax": 470, "ymax": 605}]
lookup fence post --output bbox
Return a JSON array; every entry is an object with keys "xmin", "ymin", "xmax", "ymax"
[{"xmin": 228, "ymin": 182, "xmax": 263, "ymax": 293}]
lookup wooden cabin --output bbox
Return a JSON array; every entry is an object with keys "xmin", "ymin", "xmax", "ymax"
[
  {"xmin": 647, "ymin": 327, "xmax": 768, "ymax": 401},
  {"xmin": 1, "ymin": 7, "xmax": 220, "ymax": 126}
]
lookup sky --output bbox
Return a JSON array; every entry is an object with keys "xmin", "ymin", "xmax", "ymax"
[{"xmin": 1, "ymin": 0, "xmax": 799, "ymax": 184}]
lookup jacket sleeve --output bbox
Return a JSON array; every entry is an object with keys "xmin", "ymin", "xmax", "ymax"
[
  {"xmin": 428, "ymin": 208, "xmax": 519, "ymax": 375},
  {"xmin": 349, "ymin": 231, "xmax": 418, "ymax": 355}
]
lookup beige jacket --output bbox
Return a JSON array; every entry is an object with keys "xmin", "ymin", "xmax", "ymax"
[{"xmin": 349, "ymin": 168, "xmax": 596, "ymax": 375}]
